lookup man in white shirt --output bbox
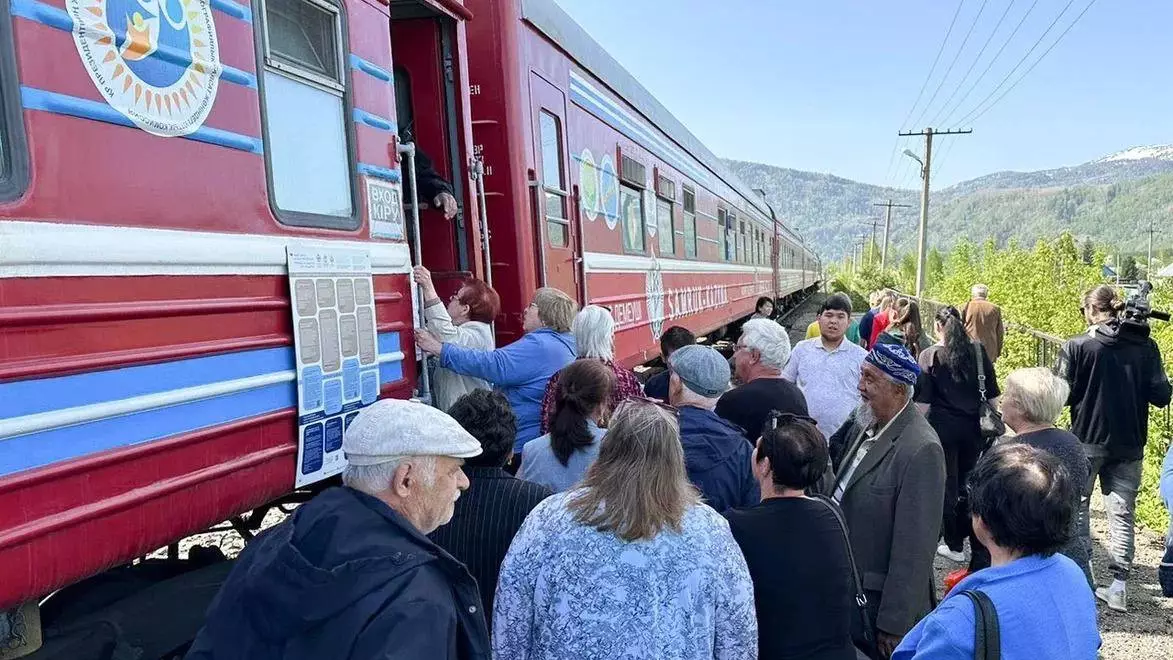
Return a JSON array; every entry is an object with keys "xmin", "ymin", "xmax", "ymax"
[{"xmin": 783, "ymin": 294, "xmax": 868, "ymax": 438}]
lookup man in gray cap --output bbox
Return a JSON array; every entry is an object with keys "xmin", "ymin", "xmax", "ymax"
[
  {"xmin": 187, "ymin": 399, "xmax": 490, "ymax": 660},
  {"xmin": 668, "ymin": 344, "xmax": 759, "ymax": 512}
]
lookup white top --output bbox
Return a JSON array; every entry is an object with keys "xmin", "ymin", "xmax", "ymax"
[
  {"xmin": 423, "ymin": 299, "xmax": 495, "ymax": 411},
  {"xmin": 782, "ymin": 337, "xmax": 868, "ymax": 438}
]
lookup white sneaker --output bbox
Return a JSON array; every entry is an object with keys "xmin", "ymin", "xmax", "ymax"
[
  {"xmin": 936, "ymin": 543, "xmax": 965, "ymax": 563},
  {"xmin": 1095, "ymin": 583, "xmax": 1127, "ymax": 612}
]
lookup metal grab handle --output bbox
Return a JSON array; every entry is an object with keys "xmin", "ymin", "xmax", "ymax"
[
  {"xmin": 472, "ymin": 157, "xmax": 492, "ymax": 288},
  {"xmin": 399, "ymin": 142, "xmax": 432, "ymax": 406}
]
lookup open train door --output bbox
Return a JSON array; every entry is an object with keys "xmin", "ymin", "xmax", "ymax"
[{"xmin": 528, "ymin": 73, "xmax": 582, "ymax": 303}]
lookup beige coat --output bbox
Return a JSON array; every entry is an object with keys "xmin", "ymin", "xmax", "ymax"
[
  {"xmin": 962, "ymin": 298, "xmax": 1004, "ymax": 362},
  {"xmin": 424, "ymin": 299, "xmax": 495, "ymax": 411}
]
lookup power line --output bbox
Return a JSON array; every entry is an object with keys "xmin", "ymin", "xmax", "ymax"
[
  {"xmin": 951, "ymin": 0, "xmax": 1079, "ymax": 127},
  {"xmin": 936, "ymin": 0, "xmax": 1042, "ymax": 127},
  {"xmin": 882, "ymin": 0, "xmax": 968, "ymax": 187},
  {"xmin": 926, "ymin": 0, "xmax": 1018, "ymax": 128},
  {"xmin": 963, "ymin": 0, "xmax": 1098, "ymax": 125},
  {"xmin": 908, "ymin": 0, "xmax": 991, "ymax": 131}
]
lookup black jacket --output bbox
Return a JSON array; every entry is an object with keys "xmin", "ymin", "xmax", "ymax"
[
  {"xmin": 186, "ymin": 487, "xmax": 489, "ymax": 660},
  {"xmin": 429, "ymin": 467, "xmax": 551, "ymax": 623},
  {"xmin": 1057, "ymin": 319, "xmax": 1171, "ymax": 460}
]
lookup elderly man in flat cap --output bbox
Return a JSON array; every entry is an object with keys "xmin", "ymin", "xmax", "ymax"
[
  {"xmin": 187, "ymin": 400, "xmax": 490, "ymax": 660},
  {"xmin": 827, "ymin": 343, "xmax": 945, "ymax": 660},
  {"xmin": 668, "ymin": 344, "xmax": 759, "ymax": 513}
]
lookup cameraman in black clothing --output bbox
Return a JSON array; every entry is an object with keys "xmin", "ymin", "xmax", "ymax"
[{"xmin": 1057, "ymin": 284, "xmax": 1171, "ymax": 612}]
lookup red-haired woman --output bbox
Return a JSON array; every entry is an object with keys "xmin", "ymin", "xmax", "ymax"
[{"xmin": 413, "ymin": 265, "xmax": 500, "ymax": 411}]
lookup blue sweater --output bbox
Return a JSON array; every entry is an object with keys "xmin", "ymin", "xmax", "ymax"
[
  {"xmin": 893, "ymin": 554, "xmax": 1099, "ymax": 660},
  {"xmin": 440, "ymin": 327, "xmax": 576, "ymax": 452}
]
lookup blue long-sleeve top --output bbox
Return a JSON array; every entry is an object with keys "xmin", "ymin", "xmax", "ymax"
[
  {"xmin": 1161, "ymin": 440, "xmax": 1173, "ymax": 511},
  {"xmin": 440, "ymin": 327, "xmax": 576, "ymax": 453}
]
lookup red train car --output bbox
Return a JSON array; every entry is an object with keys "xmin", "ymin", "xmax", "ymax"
[
  {"xmin": 0, "ymin": 0, "xmax": 819, "ymax": 648},
  {"xmin": 464, "ymin": 0, "xmax": 820, "ymax": 364},
  {"xmin": 0, "ymin": 0, "xmax": 485, "ymax": 628}
]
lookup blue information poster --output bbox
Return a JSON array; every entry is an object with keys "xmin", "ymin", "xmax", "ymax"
[{"xmin": 288, "ymin": 247, "xmax": 381, "ymax": 487}]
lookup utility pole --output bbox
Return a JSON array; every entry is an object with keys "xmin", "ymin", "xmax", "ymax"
[
  {"xmin": 873, "ymin": 200, "xmax": 913, "ymax": 271},
  {"xmin": 1147, "ymin": 218, "xmax": 1154, "ymax": 278},
  {"xmin": 899, "ymin": 127, "xmax": 972, "ymax": 297}
]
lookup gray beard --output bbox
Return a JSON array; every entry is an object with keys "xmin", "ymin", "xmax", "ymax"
[{"xmin": 854, "ymin": 402, "xmax": 877, "ymax": 431}]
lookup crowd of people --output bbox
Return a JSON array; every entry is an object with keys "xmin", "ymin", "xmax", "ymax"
[{"xmin": 185, "ymin": 276, "xmax": 1173, "ymax": 660}]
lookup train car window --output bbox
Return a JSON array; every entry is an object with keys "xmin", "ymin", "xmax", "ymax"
[
  {"xmin": 538, "ymin": 111, "xmax": 569, "ymax": 247},
  {"xmin": 656, "ymin": 198, "xmax": 674, "ymax": 255},
  {"xmin": 682, "ymin": 187, "xmax": 697, "ymax": 258},
  {"xmin": 737, "ymin": 221, "xmax": 745, "ymax": 263},
  {"xmin": 725, "ymin": 212, "xmax": 737, "ymax": 262},
  {"xmin": 258, "ymin": 0, "xmax": 356, "ymax": 227},
  {"xmin": 717, "ymin": 208, "xmax": 727, "ymax": 261},
  {"xmin": 0, "ymin": 0, "xmax": 27, "ymax": 202},
  {"xmin": 620, "ymin": 184, "xmax": 645, "ymax": 253}
]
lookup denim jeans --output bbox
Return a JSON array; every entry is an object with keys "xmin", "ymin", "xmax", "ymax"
[
  {"xmin": 1160, "ymin": 512, "xmax": 1173, "ymax": 597},
  {"xmin": 1079, "ymin": 452, "xmax": 1142, "ymax": 582}
]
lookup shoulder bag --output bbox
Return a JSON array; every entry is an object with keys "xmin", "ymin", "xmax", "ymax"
[
  {"xmin": 957, "ymin": 590, "xmax": 1001, "ymax": 660},
  {"xmin": 811, "ymin": 495, "xmax": 876, "ymax": 658},
  {"xmin": 973, "ymin": 341, "xmax": 1005, "ymax": 440}
]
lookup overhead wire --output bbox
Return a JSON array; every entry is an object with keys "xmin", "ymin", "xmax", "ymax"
[
  {"xmin": 935, "ymin": 0, "xmax": 1043, "ymax": 127},
  {"xmin": 907, "ymin": 0, "xmax": 991, "ymax": 131},
  {"xmin": 925, "ymin": 0, "xmax": 1018, "ymax": 129},
  {"xmin": 962, "ymin": 0, "xmax": 1099, "ymax": 125},
  {"xmin": 950, "ymin": 0, "xmax": 1079, "ymax": 127},
  {"xmin": 881, "ymin": 0, "xmax": 968, "ymax": 188}
]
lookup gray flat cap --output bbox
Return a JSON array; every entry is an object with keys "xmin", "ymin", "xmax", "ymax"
[
  {"xmin": 343, "ymin": 399, "xmax": 482, "ymax": 466},
  {"xmin": 669, "ymin": 344, "xmax": 730, "ymax": 399}
]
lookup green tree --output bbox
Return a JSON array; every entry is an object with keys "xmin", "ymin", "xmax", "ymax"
[
  {"xmin": 1080, "ymin": 238, "xmax": 1095, "ymax": 265},
  {"xmin": 1121, "ymin": 255, "xmax": 1139, "ymax": 281}
]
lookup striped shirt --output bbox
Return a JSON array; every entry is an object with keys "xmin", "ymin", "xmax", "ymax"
[{"xmin": 429, "ymin": 466, "xmax": 552, "ymax": 623}]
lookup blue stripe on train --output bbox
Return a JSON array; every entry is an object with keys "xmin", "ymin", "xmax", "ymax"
[{"xmin": 0, "ymin": 332, "xmax": 406, "ymax": 477}]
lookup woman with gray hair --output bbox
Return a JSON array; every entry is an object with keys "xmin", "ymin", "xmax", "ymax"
[
  {"xmin": 980, "ymin": 367, "xmax": 1091, "ymax": 581},
  {"xmin": 493, "ymin": 399, "xmax": 758, "ymax": 659},
  {"xmin": 537, "ymin": 304, "xmax": 642, "ymax": 434}
]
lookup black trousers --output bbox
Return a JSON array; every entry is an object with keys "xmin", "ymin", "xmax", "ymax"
[{"xmin": 930, "ymin": 413, "xmax": 985, "ymax": 559}]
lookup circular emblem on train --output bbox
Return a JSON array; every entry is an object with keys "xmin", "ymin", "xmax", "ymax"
[
  {"xmin": 578, "ymin": 149, "xmax": 600, "ymax": 222},
  {"xmin": 645, "ymin": 251, "xmax": 666, "ymax": 340},
  {"xmin": 67, "ymin": 0, "xmax": 222, "ymax": 137},
  {"xmin": 599, "ymin": 155, "xmax": 620, "ymax": 231}
]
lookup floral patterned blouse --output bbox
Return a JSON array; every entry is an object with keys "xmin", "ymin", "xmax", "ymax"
[
  {"xmin": 538, "ymin": 359, "xmax": 643, "ymax": 435},
  {"xmin": 492, "ymin": 490, "xmax": 758, "ymax": 660}
]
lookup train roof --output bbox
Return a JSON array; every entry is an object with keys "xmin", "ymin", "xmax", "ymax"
[{"xmin": 521, "ymin": 0, "xmax": 780, "ymax": 224}]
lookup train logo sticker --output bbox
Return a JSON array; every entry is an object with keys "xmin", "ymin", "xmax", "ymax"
[
  {"xmin": 67, "ymin": 0, "xmax": 222, "ymax": 137},
  {"xmin": 598, "ymin": 155, "xmax": 620, "ymax": 230},
  {"xmin": 645, "ymin": 251, "xmax": 666, "ymax": 340},
  {"xmin": 578, "ymin": 149, "xmax": 600, "ymax": 222}
]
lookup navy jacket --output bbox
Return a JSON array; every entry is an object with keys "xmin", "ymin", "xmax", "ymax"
[
  {"xmin": 678, "ymin": 406, "xmax": 760, "ymax": 513},
  {"xmin": 186, "ymin": 487, "xmax": 489, "ymax": 660}
]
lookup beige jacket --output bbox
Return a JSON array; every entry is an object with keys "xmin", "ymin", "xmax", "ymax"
[
  {"xmin": 962, "ymin": 298, "xmax": 1004, "ymax": 362},
  {"xmin": 424, "ymin": 299, "xmax": 494, "ymax": 411}
]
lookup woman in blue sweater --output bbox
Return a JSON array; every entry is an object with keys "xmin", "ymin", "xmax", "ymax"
[
  {"xmin": 417, "ymin": 287, "xmax": 577, "ymax": 456},
  {"xmin": 894, "ymin": 443, "xmax": 1100, "ymax": 660}
]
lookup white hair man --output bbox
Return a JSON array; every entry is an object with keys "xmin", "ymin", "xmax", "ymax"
[
  {"xmin": 187, "ymin": 400, "xmax": 490, "ymax": 660},
  {"xmin": 962, "ymin": 282, "xmax": 1004, "ymax": 362},
  {"xmin": 827, "ymin": 343, "xmax": 945, "ymax": 657},
  {"xmin": 716, "ymin": 318, "xmax": 809, "ymax": 443}
]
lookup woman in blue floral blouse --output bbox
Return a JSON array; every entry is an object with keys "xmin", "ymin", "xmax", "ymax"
[{"xmin": 492, "ymin": 398, "xmax": 758, "ymax": 659}]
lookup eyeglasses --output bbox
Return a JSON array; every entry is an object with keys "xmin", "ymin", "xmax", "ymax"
[{"xmin": 766, "ymin": 411, "xmax": 818, "ymax": 430}]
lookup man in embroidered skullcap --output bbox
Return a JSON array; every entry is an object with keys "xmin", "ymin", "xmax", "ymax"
[
  {"xmin": 826, "ymin": 343, "xmax": 945, "ymax": 659},
  {"xmin": 187, "ymin": 399, "xmax": 490, "ymax": 660}
]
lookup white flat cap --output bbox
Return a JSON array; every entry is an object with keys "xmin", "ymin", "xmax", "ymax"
[{"xmin": 343, "ymin": 399, "xmax": 482, "ymax": 466}]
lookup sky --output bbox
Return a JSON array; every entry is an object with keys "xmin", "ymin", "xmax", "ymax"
[{"xmin": 551, "ymin": 0, "xmax": 1173, "ymax": 190}]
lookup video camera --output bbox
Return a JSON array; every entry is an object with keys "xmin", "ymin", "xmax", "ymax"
[{"xmin": 1123, "ymin": 280, "xmax": 1171, "ymax": 324}]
